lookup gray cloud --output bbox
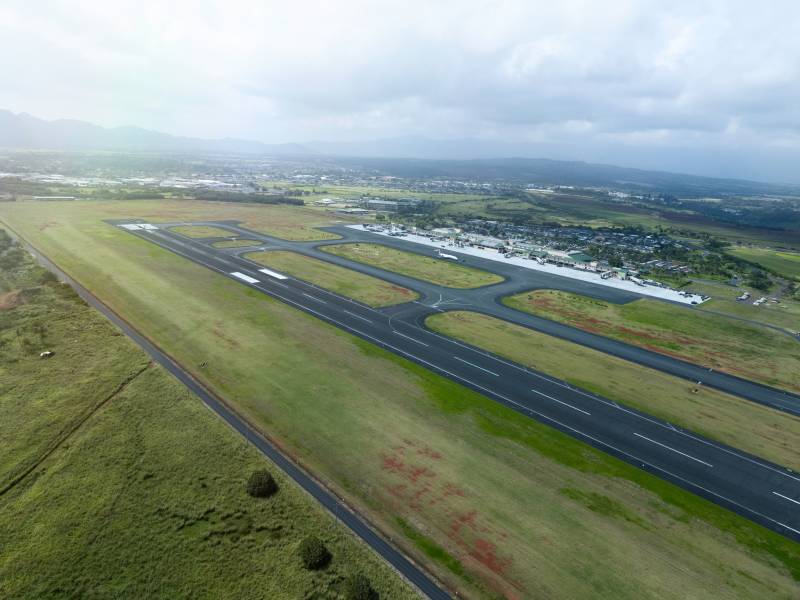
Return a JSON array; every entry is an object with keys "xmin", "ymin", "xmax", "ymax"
[{"xmin": 1, "ymin": 0, "xmax": 799, "ymax": 181}]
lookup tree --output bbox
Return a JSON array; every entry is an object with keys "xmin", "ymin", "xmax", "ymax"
[
  {"xmin": 298, "ymin": 536, "xmax": 331, "ymax": 570},
  {"xmin": 344, "ymin": 573, "xmax": 375, "ymax": 600},
  {"xmin": 246, "ymin": 470, "xmax": 278, "ymax": 498}
]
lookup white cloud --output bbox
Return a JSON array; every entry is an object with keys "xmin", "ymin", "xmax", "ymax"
[{"xmin": 1, "ymin": 0, "xmax": 800, "ymax": 179}]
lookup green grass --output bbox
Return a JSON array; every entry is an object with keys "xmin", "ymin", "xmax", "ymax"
[
  {"xmin": 2, "ymin": 200, "xmax": 799, "ymax": 599},
  {"xmin": 0, "ymin": 240, "xmax": 415, "ymax": 600},
  {"xmin": 505, "ymin": 290, "xmax": 800, "ymax": 393},
  {"xmin": 727, "ymin": 246, "xmax": 800, "ymax": 281},
  {"xmin": 323, "ymin": 243, "xmax": 504, "ymax": 289},
  {"xmin": 425, "ymin": 310, "xmax": 800, "ymax": 470},
  {"xmin": 244, "ymin": 250, "xmax": 418, "ymax": 307},
  {"xmin": 169, "ymin": 225, "xmax": 236, "ymax": 238},
  {"xmin": 682, "ymin": 279, "xmax": 800, "ymax": 332},
  {"xmin": 212, "ymin": 238, "xmax": 261, "ymax": 248}
]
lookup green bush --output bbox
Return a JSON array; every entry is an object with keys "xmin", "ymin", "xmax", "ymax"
[
  {"xmin": 298, "ymin": 536, "xmax": 331, "ymax": 570},
  {"xmin": 246, "ymin": 469, "xmax": 278, "ymax": 498},
  {"xmin": 344, "ymin": 573, "xmax": 375, "ymax": 600}
]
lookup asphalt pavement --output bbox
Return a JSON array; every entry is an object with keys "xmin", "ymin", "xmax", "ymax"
[{"xmin": 117, "ymin": 221, "xmax": 800, "ymax": 542}]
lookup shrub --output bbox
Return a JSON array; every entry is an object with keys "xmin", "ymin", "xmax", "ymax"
[
  {"xmin": 39, "ymin": 270, "xmax": 59, "ymax": 285},
  {"xmin": 344, "ymin": 573, "xmax": 375, "ymax": 600},
  {"xmin": 246, "ymin": 470, "xmax": 278, "ymax": 498},
  {"xmin": 298, "ymin": 536, "xmax": 331, "ymax": 570}
]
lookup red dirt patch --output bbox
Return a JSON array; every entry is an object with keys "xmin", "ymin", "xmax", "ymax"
[{"xmin": 0, "ymin": 290, "xmax": 23, "ymax": 310}]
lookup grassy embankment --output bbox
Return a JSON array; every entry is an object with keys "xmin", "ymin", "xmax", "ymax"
[
  {"xmin": 2, "ymin": 200, "xmax": 798, "ymax": 599},
  {"xmin": 727, "ymin": 246, "xmax": 800, "ymax": 281},
  {"xmin": 244, "ymin": 250, "xmax": 418, "ymax": 307},
  {"xmin": 505, "ymin": 289, "xmax": 800, "ymax": 394},
  {"xmin": 323, "ymin": 243, "xmax": 503, "ymax": 289},
  {"xmin": 425, "ymin": 311, "xmax": 800, "ymax": 470},
  {"xmin": 0, "ymin": 228, "xmax": 415, "ymax": 600}
]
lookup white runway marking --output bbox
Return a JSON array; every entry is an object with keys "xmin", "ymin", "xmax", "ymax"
[
  {"xmin": 258, "ymin": 267, "xmax": 288, "ymax": 280},
  {"xmin": 302, "ymin": 293, "xmax": 326, "ymax": 303},
  {"xmin": 772, "ymin": 491, "xmax": 800, "ymax": 506},
  {"xmin": 530, "ymin": 388, "xmax": 591, "ymax": 415},
  {"xmin": 343, "ymin": 310, "xmax": 373, "ymax": 323},
  {"xmin": 393, "ymin": 330, "xmax": 430, "ymax": 346},
  {"xmin": 633, "ymin": 433, "xmax": 713, "ymax": 467},
  {"xmin": 453, "ymin": 356, "xmax": 499, "ymax": 376},
  {"xmin": 230, "ymin": 272, "xmax": 260, "ymax": 284}
]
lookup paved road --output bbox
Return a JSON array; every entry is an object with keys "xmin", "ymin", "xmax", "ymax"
[
  {"xmin": 169, "ymin": 220, "xmax": 800, "ymax": 417},
  {"xmin": 9, "ymin": 226, "xmax": 450, "ymax": 600},
  {"xmin": 118, "ymin": 222, "xmax": 800, "ymax": 542}
]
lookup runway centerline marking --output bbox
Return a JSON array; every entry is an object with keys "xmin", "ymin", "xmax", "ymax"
[
  {"xmin": 633, "ymin": 433, "xmax": 713, "ymax": 467},
  {"xmin": 453, "ymin": 356, "xmax": 499, "ymax": 376},
  {"xmin": 393, "ymin": 330, "xmax": 430, "ymax": 346},
  {"xmin": 343, "ymin": 309, "xmax": 374, "ymax": 324},
  {"xmin": 773, "ymin": 491, "xmax": 800, "ymax": 506},
  {"xmin": 302, "ymin": 293, "xmax": 326, "ymax": 304},
  {"xmin": 530, "ymin": 388, "xmax": 591, "ymax": 416}
]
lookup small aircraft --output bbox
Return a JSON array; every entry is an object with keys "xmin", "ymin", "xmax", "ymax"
[{"xmin": 437, "ymin": 250, "xmax": 459, "ymax": 261}]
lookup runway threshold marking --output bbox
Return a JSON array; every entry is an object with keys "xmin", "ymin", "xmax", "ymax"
[
  {"xmin": 230, "ymin": 272, "xmax": 260, "ymax": 284},
  {"xmin": 302, "ymin": 293, "xmax": 326, "ymax": 304},
  {"xmin": 258, "ymin": 267, "xmax": 289, "ymax": 280},
  {"xmin": 633, "ymin": 433, "xmax": 713, "ymax": 467},
  {"xmin": 453, "ymin": 356, "xmax": 499, "ymax": 376},
  {"xmin": 530, "ymin": 388, "xmax": 591, "ymax": 416},
  {"xmin": 343, "ymin": 310, "xmax": 374, "ymax": 323},
  {"xmin": 772, "ymin": 491, "xmax": 800, "ymax": 506}
]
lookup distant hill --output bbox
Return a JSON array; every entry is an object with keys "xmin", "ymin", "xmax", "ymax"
[
  {"xmin": 2, "ymin": 110, "xmax": 799, "ymax": 196},
  {"xmin": 0, "ymin": 110, "xmax": 312, "ymax": 156}
]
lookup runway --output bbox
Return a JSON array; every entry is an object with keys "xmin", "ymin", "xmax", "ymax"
[
  {"xmin": 9, "ymin": 224, "xmax": 451, "ymax": 600},
  {"xmin": 201, "ymin": 220, "xmax": 800, "ymax": 416},
  {"xmin": 116, "ymin": 220, "xmax": 800, "ymax": 542}
]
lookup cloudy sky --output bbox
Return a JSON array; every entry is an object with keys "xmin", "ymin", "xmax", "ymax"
[{"xmin": 2, "ymin": 1, "xmax": 799, "ymax": 181}]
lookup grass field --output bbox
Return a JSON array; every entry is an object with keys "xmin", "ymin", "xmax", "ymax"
[
  {"xmin": 323, "ymin": 243, "xmax": 504, "ymax": 289},
  {"xmin": 683, "ymin": 279, "xmax": 800, "ymax": 332},
  {"xmin": 727, "ymin": 246, "xmax": 800, "ymax": 281},
  {"xmin": 126, "ymin": 198, "xmax": 347, "ymax": 241},
  {"xmin": 505, "ymin": 290, "xmax": 800, "ymax": 393},
  {"xmin": 213, "ymin": 238, "xmax": 261, "ymax": 248},
  {"xmin": 244, "ymin": 250, "xmax": 419, "ymax": 307},
  {"xmin": 169, "ymin": 225, "xmax": 237, "ymax": 238},
  {"xmin": 425, "ymin": 311, "xmax": 800, "ymax": 470},
  {"xmin": 2, "ymin": 200, "xmax": 798, "ymax": 599},
  {"xmin": 0, "ymin": 236, "xmax": 415, "ymax": 600}
]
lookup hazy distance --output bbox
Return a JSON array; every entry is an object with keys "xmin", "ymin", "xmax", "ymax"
[{"xmin": 1, "ymin": 1, "xmax": 799, "ymax": 183}]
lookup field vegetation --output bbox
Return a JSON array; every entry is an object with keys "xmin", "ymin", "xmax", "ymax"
[
  {"xmin": 244, "ymin": 250, "xmax": 419, "ymax": 307},
  {"xmin": 504, "ymin": 290, "xmax": 800, "ymax": 393},
  {"xmin": 2, "ymin": 200, "xmax": 798, "ymax": 599},
  {"xmin": 213, "ymin": 238, "xmax": 261, "ymax": 248},
  {"xmin": 0, "ymin": 227, "xmax": 414, "ymax": 599},
  {"xmin": 169, "ymin": 224, "xmax": 237, "ymax": 238},
  {"xmin": 323, "ymin": 243, "xmax": 504, "ymax": 289},
  {"xmin": 425, "ymin": 311, "xmax": 800, "ymax": 470},
  {"xmin": 727, "ymin": 246, "xmax": 800, "ymax": 281}
]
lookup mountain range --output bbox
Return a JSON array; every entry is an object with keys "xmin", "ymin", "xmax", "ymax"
[{"xmin": 2, "ymin": 109, "xmax": 799, "ymax": 196}]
